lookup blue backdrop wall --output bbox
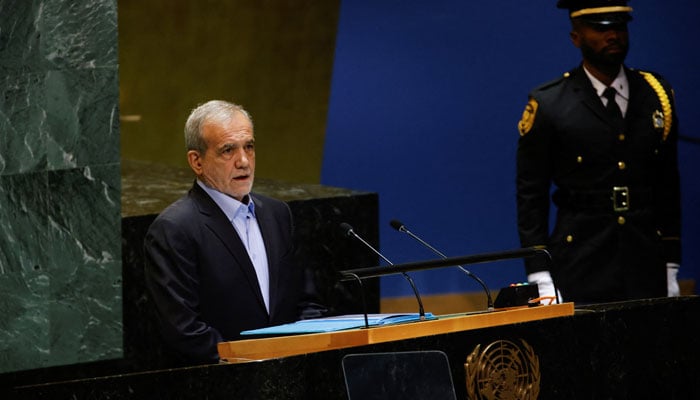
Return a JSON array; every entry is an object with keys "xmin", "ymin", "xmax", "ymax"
[{"xmin": 322, "ymin": 0, "xmax": 700, "ymax": 298}]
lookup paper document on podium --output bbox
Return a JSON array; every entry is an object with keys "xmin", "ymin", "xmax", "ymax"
[{"xmin": 240, "ymin": 313, "xmax": 436, "ymax": 336}]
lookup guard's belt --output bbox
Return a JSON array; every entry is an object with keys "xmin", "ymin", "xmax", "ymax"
[{"xmin": 552, "ymin": 186, "xmax": 653, "ymax": 212}]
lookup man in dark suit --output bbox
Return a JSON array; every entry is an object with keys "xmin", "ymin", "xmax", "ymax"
[
  {"xmin": 144, "ymin": 100, "xmax": 324, "ymax": 364},
  {"xmin": 516, "ymin": 0, "xmax": 682, "ymax": 303}
]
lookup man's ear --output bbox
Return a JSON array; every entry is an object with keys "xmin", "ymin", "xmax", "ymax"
[
  {"xmin": 570, "ymin": 30, "xmax": 581, "ymax": 48},
  {"xmin": 187, "ymin": 150, "xmax": 203, "ymax": 175}
]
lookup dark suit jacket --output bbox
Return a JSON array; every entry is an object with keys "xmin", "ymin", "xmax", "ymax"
[
  {"xmin": 516, "ymin": 65, "xmax": 681, "ymax": 302},
  {"xmin": 144, "ymin": 182, "xmax": 319, "ymax": 363}
]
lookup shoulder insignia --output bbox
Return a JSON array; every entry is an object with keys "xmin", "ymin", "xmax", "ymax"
[
  {"xmin": 518, "ymin": 98, "xmax": 538, "ymax": 136},
  {"xmin": 535, "ymin": 74, "xmax": 568, "ymax": 92},
  {"xmin": 639, "ymin": 71, "xmax": 672, "ymax": 141}
]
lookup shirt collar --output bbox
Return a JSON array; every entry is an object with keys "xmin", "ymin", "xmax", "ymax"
[
  {"xmin": 583, "ymin": 65, "xmax": 629, "ymax": 101},
  {"xmin": 196, "ymin": 179, "xmax": 256, "ymax": 221}
]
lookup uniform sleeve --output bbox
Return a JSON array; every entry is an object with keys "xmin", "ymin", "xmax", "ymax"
[
  {"xmin": 144, "ymin": 215, "xmax": 223, "ymax": 364},
  {"xmin": 654, "ymin": 76, "xmax": 682, "ymax": 264},
  {"xmin": 516, "ymin": 94, "xmax": 554, "ymax": 274}
]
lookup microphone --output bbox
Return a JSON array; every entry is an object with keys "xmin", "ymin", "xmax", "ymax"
[
  {"xmin": 389, "ymin": 219, "xmax": 494, "ymax": 311},
  {"xmin": 339, "ymin": 222, "xmax": 426, "ymax": 319}
]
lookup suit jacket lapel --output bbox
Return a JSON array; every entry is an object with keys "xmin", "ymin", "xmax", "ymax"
[
  {"xmin": 189, "ymin": 183, "xmax": 268, "ymax": 314},
  {"xmin": 251, "ymin": 195, "xmax": 280, "ymax": 317}
]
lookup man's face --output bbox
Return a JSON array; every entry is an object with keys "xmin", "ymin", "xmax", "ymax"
[
  {"xmin": 571, "ymin": 21, "xmax": 629, "ymax": 68},
  {"xmin": 188, "ymin": 111, "xmax": 255, "ymax": 201}
]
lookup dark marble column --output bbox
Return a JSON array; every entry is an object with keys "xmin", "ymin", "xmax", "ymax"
[{"xmin": 0, "ymin": 0, "xmax": 121, "ymax": 373}]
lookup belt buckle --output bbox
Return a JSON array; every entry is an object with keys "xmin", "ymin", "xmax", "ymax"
[{"xmin": 613, "ymin": 186, "xmax": 629, "ymax": 212}]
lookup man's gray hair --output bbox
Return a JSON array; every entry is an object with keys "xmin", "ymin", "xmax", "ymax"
[{"xmin": 184, "ymin": 100, "xmax": 253, "ymax": 153}]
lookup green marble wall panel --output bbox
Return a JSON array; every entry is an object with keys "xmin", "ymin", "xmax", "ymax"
[
  {"xmin": 0, "ymin": 0, "xmax": 118, "ymax": 73},
  {"xmin": 45, "ymin": 68, "xmax": 120, "ymax": 169},
  {"xmin": 0, "ymin": 1, "xmax": 42, "ymax": 73},
  {"xmin": 0, "ymin": 0, "xmax": 121, "ymax": 373},
  {"xmin": 39, "ymin": 2, "xmax": 118, "ymax": 70},
  {"xmin": 0, "ymin": 172, "xmax": 50, "ymax": 372},
  {"xmin": 0, "ymin": 72, "xmax": 48, "ymax": 174},
  {"xmin": 1, "ymin": 68, "xmax": 119, "ymax": 174},
  {"xmin": 45, "ymin": 166, "xmax": 121, "ymax": 366}
]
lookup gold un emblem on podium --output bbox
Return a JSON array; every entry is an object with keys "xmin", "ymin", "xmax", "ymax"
[{"xmin": 465, "ymin": 339, "xmax": 540, "ymax": 400}]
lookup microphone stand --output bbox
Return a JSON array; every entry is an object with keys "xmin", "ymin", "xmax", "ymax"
[
  {"xmin": 343, "ymin": 272, "xmax": 369, "ymax": 329},
  {"xmin": 391, "ymin": 220, "xmax": 495, "ymax": 311},
  {"xmin": 340, "ymin": 223, "xmax": 427, "ymax": 321}
]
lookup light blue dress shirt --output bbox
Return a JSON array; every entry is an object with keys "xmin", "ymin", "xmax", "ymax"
[{"xmin": 197, "ymin": 180, "xmax": 270, "ymax": 313}]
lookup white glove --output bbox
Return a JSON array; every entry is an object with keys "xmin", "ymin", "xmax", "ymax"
[
  {"xmin": 667, "ymin": 263, "xmax": 680, "ymax": 297},
  {"xmin": 527, "ymin": 270, "xmax": 563, "ymax": 304}
]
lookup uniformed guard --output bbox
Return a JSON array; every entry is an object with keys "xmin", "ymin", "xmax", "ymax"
[{"xmin": 516, "ymin": 0, "xmax": 682, "ymax": 303}]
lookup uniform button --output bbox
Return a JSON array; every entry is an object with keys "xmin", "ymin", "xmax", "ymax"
[
  {"xmin": 566, "ymin": 235, "xmax": 573, "ymax": 243},
  {"xmin": 618, "ymin": 216, "xmax": 626, "ymax": 225},
  {"xmin": 618, "ymin": 161, "xmax": 626, "ymax": 170},
  {"xmin": 576, "ymin": 156, "xmax": 583, "ymax": 163},
  {"xmin": 618, "ymin": 134, "xmax": 625, "ymax": 141}
]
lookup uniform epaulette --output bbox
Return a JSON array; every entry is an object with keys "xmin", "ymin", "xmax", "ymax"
[
  {"xmin": 532, "ymin": 71, "xmax": 572, "ymax": 93},
  {"xmin": 636, "ymin": 69, "xmax": 673, "ymax": 141},
  {"xmin": 520, "ymin": 70, "xmax": 574, "ymax": 136}
]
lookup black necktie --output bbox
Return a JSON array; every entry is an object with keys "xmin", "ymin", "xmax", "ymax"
[{"xmin": 603, "ymin": 87, "xmax": 623, "ymax": 119}]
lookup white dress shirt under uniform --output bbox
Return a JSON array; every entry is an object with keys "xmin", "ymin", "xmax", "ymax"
[{"xmin": 583, "ymin": 65, "xmax": 629, "ymax": 117}]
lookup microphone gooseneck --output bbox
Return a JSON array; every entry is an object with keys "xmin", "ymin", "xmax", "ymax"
[
  {"xmin": 390, "ymin": 219, "xmax": 495, "ymax": 311},
  {"xmin": 340, "ymin": 223, "xmax": 393, "ymax": 265},
  {"xmin": 339, "ymin": 222, "xmax": 426, "ymax": 319}
]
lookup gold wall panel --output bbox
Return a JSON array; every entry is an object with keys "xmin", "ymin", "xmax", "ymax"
[{"xmin": 118, "ymin": 0, "xmax": 340, "ymax": 183}]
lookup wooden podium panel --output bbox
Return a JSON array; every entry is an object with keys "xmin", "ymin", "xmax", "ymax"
[{"xmin": 218, "ymin": 302, "xmax": 574, "ymax": 363}]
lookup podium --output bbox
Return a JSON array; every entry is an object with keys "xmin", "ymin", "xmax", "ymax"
[
  {"xmin": 218, "ymin": 303, "xmax": 575, "ymax": 363},
  {"xmin": 7, "ymin": 296, "xmax": 700, "ymax": 399}
]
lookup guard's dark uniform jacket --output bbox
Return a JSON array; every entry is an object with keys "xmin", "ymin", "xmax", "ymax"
[{"xmin": 516, "ymin": 65, "xmax": 681, "ymax": 303}]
